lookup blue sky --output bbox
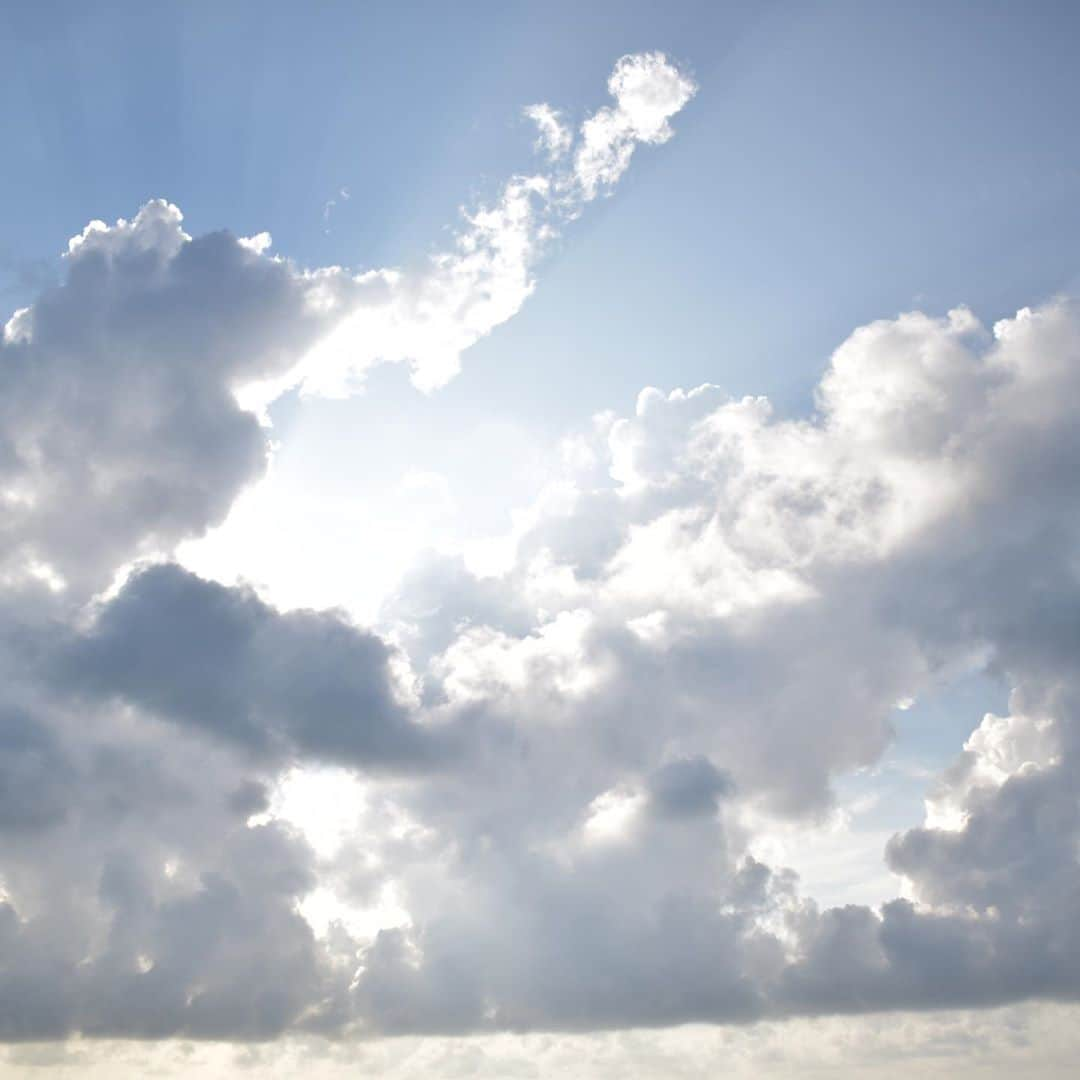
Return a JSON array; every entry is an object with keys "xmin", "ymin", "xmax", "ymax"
[
  {"xmin": 6, "ymin": 0, "xmax": 1080, "ymax": 423},
  {"xmin": 4, "ymin": 4, "xmax": 1080, "ymax": 1076}
]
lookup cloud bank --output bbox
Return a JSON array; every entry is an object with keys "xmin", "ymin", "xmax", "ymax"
[{"xmin": 3, "ymin": 50, "xmax": 1080, "ymax": 1051}]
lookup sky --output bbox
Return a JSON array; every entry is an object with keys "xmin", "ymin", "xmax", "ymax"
[{"xmin": 3, "ymin": 1, "xmax": 1080, "ymax": 1076}]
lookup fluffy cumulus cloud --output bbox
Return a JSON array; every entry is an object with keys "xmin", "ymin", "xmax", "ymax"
[
  {"xmin": 0, "ymin": 201, "xmax": 322, "ymax": 594},
  {"xmin": 0, "ymin": 50, "xmax": 695, "ymax": 604},
  {"xmin": 351, "ymin": 297, "xmax": 1080, "ymax": 1033},
  {"xmin": 574, "ymin": 52, "xmax": 697, "ymax": 197},
  {"xmin": 3, "ymin": 48, "xmax": 1080, "ymax": 1060}
]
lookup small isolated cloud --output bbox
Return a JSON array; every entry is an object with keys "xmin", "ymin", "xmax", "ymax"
[{"xmin": 322, "ymin": 186, "xmax": 351, "ymax": 234}]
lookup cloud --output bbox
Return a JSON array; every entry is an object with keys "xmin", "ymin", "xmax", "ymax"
[
  {"xmin": 0, "ymin": 686, "xmax": 352, "ymax": 1040},
  {"xmin": 5, "ymin": 45, "xmax": 1080, "ymax": 1050},
  {"xmin": 0, "ymin": 50, "xmax": 698, "ymax": 1046},
  {"xmin": 524, "ymin": 104, "xmax": 571, "ymax": 161},
  {"xmin": 574, "ymin": 52, "xmax": 697, "ymax": 198},
  {"xmin": 0, "ymin": 201, "xmax": 334, "ymax": 596},
  {"xmin": 0, "ymin": 709, "xmax": 73, "ymax": 831},
  {"xmin": 0, "ymin": 53, "xmax": 697, "ymax": 597},
  {"xmin": 646, "ymin": 756, "xmax": 733, "ymax": 819},
  {"xmin": 57, "ymin": 563, "xmax": 448, "ymax": 769},
  {"xmin": 298, "ymin": 52, "xmax": 697, "ymax": 395},
  {"xmin": 355, "ymin": 296, "xmax": 1080, "ymax": 1031}
]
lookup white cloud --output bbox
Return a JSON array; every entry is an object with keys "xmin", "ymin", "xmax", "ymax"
[
  {"xmin": 294, "ymin": 53, "xmax": 696, "ymax": 397},
  {"xmin": 5, "ymin": 43, "xmax": 1080, "ymax": 1056},
  {"xmin": 575, "ymin": 52, "xmax": 697, "ymax": 197},
  {"xmin": 524, "ymin": 103, "xmax": 572, "ymax": 161},
  {"xmin": 357, "ymin": 295, "xmax": 1080, "ymax": 1030}
]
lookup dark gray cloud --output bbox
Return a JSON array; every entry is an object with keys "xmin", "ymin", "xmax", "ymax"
[
  {"xmin": 0, "ymin": 709, "xmax": 73, "ymax": 831},
  {"xmin": 58, "ymin": 562, "xmax": 450, "ymax": 770},
  {"xmin": 646, "ymin": 756, "xmax": 732, "ymax": 819}
]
